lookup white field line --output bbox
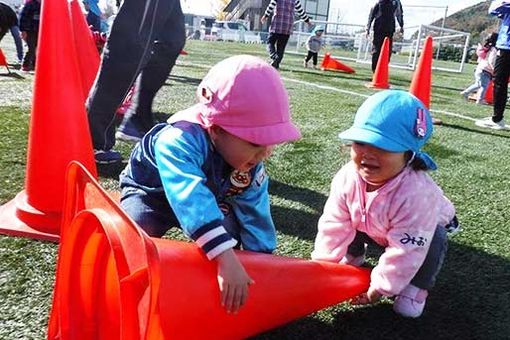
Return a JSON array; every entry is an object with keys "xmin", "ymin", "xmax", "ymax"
[{"xmin": 178, "ymin": 61, "xmax": 478, "ymax": 122}]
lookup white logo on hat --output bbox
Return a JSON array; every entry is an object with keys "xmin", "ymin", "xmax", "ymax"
[{"xmin": 415, "ymin": 108, "xmax": 427, "ymax": 138}]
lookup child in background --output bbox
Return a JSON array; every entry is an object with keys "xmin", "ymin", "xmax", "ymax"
[
  {"xmin": 461, "ymin": 32, "xmax": 498, "ymax": 104},
  {"xmin": 312, "ymin": 90, "xmax": 458, "ymax": 318},
  {"xmin": 303, "ymin": 25, "xmax": 324, "ymax": 69},
  {"xmin": 261, "ymin": 0, "xmax": 312, "ymax": 69},
  {"xmin": 119, "ymin": 55, "xmax": 301, "ymax": 314}
]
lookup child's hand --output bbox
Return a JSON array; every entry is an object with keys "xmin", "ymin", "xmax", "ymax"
[
  {"xmin": 216, "ymin": 249, "xmax": 255, "ymax": 314},
  {"xmin": 351, "ymin": 287, "xmax": 382, "ymax": 305}
]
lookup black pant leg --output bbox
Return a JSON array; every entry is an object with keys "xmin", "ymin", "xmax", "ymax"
[{"xmin": 493, "ymin": 49, "xmax": 510, "ymax": 122}]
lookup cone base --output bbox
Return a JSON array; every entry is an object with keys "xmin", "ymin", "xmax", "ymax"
[
  {"xmin": 365, "ymin": 82, "xmax": 390, "ymax": 89},
  {"xmin": 0, "ymin": 192, "xmax": 60, "ymax": 242}
]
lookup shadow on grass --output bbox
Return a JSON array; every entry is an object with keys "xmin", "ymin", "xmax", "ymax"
[
  {"xmin": 439, "ymin": 121, "xmax": 510, "ymax": 139},
  {"xmin": 251, "ymin": 242, "xmax": 510, "ymax": 339},
  {"xmin": 166, "ymin": 74, "xmax": 202, "ymax": 86},
  {"xmin": 0, "ymin": 71, "xmax": 24, "ymax": 79},
  {"xmin": 270, "ymin": 181, "xmax": 327, "ymax": 241}
]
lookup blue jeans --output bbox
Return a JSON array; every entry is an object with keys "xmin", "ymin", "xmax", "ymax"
[
  {"xmin": 463, "ymin": 69, "xmax": 491, "ymax": 102},
  {"xmin": 86, "ymin": 0, "xmax": 185, "ymax": 151},
  {"xmin": 9, "ymin": 25, "xmax": 23, "ymax": 61},
  {"xmin": 347, "ymin": 226, "xmax": 448, "ymax": 290},
  {"xmin": 120, "ymin": 187, "xmax": 241, "ymax": 242}
]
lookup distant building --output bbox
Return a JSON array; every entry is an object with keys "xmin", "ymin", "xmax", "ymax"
[{"xmin": 223, "ymin": 0, "xmax": 330, "ymax": 31}]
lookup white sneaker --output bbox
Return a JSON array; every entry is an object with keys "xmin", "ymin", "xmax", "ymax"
[
  {"xmin": 303, "ymin": 60, "xmax": 308, "ymax": 68},
  {"xmin": 393, "ymin": 284, "xmax": 428, "ymax": 318},
  {"xmin": 475, "ymin": 117, "xmax": 505, "ymax": 130},
  {"xmin": 340, "ymin": 253, "xmax": 365, "ymax": 267}
]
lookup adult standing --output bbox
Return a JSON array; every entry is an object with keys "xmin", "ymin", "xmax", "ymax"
[
  {"xmin": 261, "ymin": 0, "xmax": 312, "ymax": 70},
  {"xmin": 19, "ymin": 0, "xmax": 40, "ymax": 72},
  {"xmin": 366, "ymin": 0, "xmax": 404, "ymax": 72},
  {"xmin": 87, "ymin": 0, "xmax": 185, "ymax": 163},
  {"xmin": 476, "ymin": 1, "xmax": 510, "ymax": 130}
]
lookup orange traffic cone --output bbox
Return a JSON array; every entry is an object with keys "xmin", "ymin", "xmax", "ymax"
[
  {"xmin": 0, "ymin": 0, "xmax": 97, "ymax": 241},
  {"xmin": 366, "ymin": 37, "xmax": 390, "ymax": 89},
  {"xmin": 320, "ymin": 52, "xmax": 355, "ymax": 73},
  {"xmin": 48, "ymin": 162, "xmax": 371, "ymax": 339},
  {"xmin": 0, "ymin": 47, "xmax": 11, "ymax": 74},
  {"xmin": 409, "ymin": 36, "xmax": 433, "ymax": 108},
  {"xmin": 484, "ymin": 80, "xmax": 494, "ymax": 105},
  {"xmin": 70, "ymin": 0, "xmax": 100, "ymax": 98}
]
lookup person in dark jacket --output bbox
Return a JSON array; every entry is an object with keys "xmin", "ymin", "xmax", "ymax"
[
  {"xmin": 19, "ymin": 0, "xmax": 41, "ymax": 72},
  {"xmin": 366, "ymin": 0, "xmax": 404, "ymax": 72},
  {"xmin": 0, "ymin": 1, "xmax": 23, "ymax": 63},
  {"xmin": 0, "ymin": 2, "xmax": 17, "ymax": 42}
]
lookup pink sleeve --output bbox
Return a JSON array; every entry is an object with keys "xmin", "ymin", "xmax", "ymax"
[
  {"xmin": 370, "ymin": 179, "xmax": 442, "ymax": 296},
  {"xmin": 311, "ymin": 169, "xmax": 356, "ymax": 262}
]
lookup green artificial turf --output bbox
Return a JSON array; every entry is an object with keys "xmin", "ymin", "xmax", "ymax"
[{"xmin": 0, "ymin": 38, "xmax": 509, "ymax": 339}]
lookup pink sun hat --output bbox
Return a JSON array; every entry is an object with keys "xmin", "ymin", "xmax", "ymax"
[{"xmin": 168, "ymin": 55, "xmax": 301, "ymax": 145}]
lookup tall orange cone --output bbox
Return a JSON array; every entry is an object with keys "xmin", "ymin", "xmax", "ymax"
[
  {"xmin": 69, "ymin": 0, "xmax": 100, "ymax": 98},
  {"xmin": 0, "ymin": 47, "xmax": 11, "ymax": 73},
  {"xmin": 48, "ymin": 162, "xmax": 371, "ymax": 339},
  {"xmin": 0, "ymin": 0, "xmax": 97, "ymax": 241},
  {"xmin": 409, "ymin": 36, "xmax": 433, "ymax": 108},
  {"xmin": 366, "ymin": 37, "xmax": 390, "ymax": 89},
  {"xmin": 320, "ymin": 52, "xmax": 356, "ymax": 73}
]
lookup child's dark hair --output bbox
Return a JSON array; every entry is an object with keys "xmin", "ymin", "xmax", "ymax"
[
  {"xmin": 405, "ymin": 151, "xmax": 428, "ymax": 171},
  {"xmin": 484, "ymin": 32, "xmax": 498, "ymax": 48}
]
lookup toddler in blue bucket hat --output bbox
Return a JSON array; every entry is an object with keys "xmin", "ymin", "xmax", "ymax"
[{"xmin": 312, "ymin": 90, "xmax": 459, "ymax": 318}]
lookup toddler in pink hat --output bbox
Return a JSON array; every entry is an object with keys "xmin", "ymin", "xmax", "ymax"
[{"xmin": 119, "ymin": 55, "xmax": 301, "ymax": 314}]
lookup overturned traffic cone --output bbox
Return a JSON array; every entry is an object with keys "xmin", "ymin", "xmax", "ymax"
[
  {"xmin": 0, "ymin": 0, "xmax": 97, "ymax": 241},
  {"xmin": 321, "ymin": 53, "xmax": 355, "ymax": 73},
  {"xmin": 409, "ymin": 36, "xmax": 433, "ymax": 108},
  {"xmin": 48, "ymin": 162, "xmax": 371, "ymax": 339},
  {"xmin": 0, "ymin": 47, "xmax": 11, "ymax": 74},
  {"xmin": 366, "ymin": 37, "xmax": 390, "ymax": 89},
  {"xmin": 70, "ymin": 0, "xmax": 100, "ymax": 98}
]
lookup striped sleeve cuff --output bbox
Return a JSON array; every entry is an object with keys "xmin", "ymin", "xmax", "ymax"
[{"xmin": 191, "ymin": 223, "xmax": 238, "ymax": 260}]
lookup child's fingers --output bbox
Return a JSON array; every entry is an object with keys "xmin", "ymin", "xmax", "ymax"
[
  {"xmin": 351, "ymin": 293, "xmax": 370, "ymax": 305},
  {"xmin": 223, "ymin": 284, "xmax": 235, "ymax": 313}
]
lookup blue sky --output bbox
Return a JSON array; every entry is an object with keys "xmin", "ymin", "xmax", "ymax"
[{"xmin": 182, "ymin": 0, "xmax": 486, "ymax": 28}]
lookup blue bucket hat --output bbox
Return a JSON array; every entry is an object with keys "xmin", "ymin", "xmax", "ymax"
[
  {"xmin": 338, "ymin": 90, "xmax": 437, "ymax": 170},
  {"xmin": 313, "ymin": 25, "xmax": 324, "ymax": 34}
]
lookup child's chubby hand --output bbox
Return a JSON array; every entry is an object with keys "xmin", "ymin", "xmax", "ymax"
[
  {"xmin": 351, "ymin": 286, "xmax": 382, "ymax": 305},
  {"xmin": 215, "ymin": 249, "xmax": 255, "ymax": 314}
]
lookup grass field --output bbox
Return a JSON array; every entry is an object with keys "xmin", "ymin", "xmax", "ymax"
[{"xmin": 1, "ymin": 37, "xmax": 509, "ymax": 340}]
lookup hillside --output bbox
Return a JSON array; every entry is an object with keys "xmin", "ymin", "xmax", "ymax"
[{"xmin": 432, "ymin": 1, "xmax": 499, "ymax": 44}]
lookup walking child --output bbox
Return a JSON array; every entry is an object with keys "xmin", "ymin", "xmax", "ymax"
[
  {"xmin": 261, "ymin": 0, "xmax": 312, "ymax": 69},
  {"xmin": 461, "ymin": 32, "xmax": 498, "ymax": 104},
  {"xmin": 119, "ymin": 55, "xmax": 301, "ymax": 314},
  {"xmin": 304, "ymin": 25, "xmax": 324, "ymax": 69},
  {"xmin": 312, "ymin": 90, "xmax": 458, "ymax": 318}
]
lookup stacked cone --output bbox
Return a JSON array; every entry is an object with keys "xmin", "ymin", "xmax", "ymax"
[
  {"xmin": 409, "ymin": 36, "xmax": 433, "ymax": 108},
  {"xmin": 0, "ymin": 0, "xmax": 97, "ymax": 241},
  {"xmin": 48, "ymin": 162, "xmax": 371, "ymax": 339},
  {"xmin": 321, "ymin": 53, "xmax": 355, "ymax": 73},
  {"xmin": 367, "ymin": 37, "xmax": 390, "ymax": 89}
]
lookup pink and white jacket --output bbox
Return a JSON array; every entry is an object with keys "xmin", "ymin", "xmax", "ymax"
[{"xmin": 311, "ymin": 161, "xmax": 455, "ymax": 296}]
